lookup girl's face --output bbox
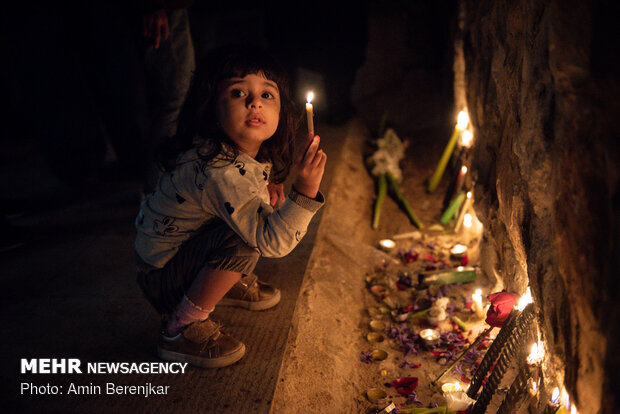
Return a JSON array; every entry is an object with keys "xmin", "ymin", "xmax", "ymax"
[{"xmin": 217, "ymin": 72, "xmax": 281, "ymax": 157}]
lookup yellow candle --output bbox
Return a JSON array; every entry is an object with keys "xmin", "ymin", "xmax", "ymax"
[
  {"xmin": 428, "ymin": 110, "xmax": 469, "ymax": 192},
  {"xmin": 306, "ymin": 91, "xmax": 314, "ymax": 136}
]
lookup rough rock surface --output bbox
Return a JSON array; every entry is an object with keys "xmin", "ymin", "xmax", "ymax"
[{"xmin": 460, "ymin": 0, "xmax": 620, "ymax": 411}]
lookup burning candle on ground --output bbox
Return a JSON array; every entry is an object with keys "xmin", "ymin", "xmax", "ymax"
[
  {"xmin": 378, "ymin": 238, "xmax": 396, "ymax": 252},
  {"xmin": 441, "ymin": 382, "xmax": 462, "ymax": 394},
  {"xmin": 428, "ymin": 110, "xmax": 469, "ymax": 192},
  {"xmin": 450, "ymin": 243, "xmax": 468, "ymax": 259},
  {"xmin": 419, "ymin": 328, "xmax": 440, "ymax": 346},
  {"xmin": 306, "ymin": 91, "xmax": 314, "ymax": 137}
]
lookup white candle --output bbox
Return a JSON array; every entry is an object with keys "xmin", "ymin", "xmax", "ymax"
[
  {"xmin": 306, "ymin": 92, "xmax": 314, "ymax": 136},
  {"xmin": 455, "ymin": 191, "xmax": 473, "ymax": 232},
  {"xmin": 472, "ymin": 288, "xmax": 485, "ymax": 318}
]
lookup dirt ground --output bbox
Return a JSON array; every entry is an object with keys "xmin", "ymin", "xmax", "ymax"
[{"xmin": 268, "ymin": 116, "xmax": 507, "ymax": 413}]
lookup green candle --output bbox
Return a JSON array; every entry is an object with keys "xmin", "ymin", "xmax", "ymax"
[
  {"xmin": 441, "ymin": 191, "xmax": 465, "ymax": 224},
  {"xmin": 418, "ymin": 266, "xmax": 476, "ymax": 286},
  {"xmin": 372, "ymin": 173, "xmax": 387, "ymax": 229},
  {"xmin": 428, "ymin": 111, "xmax": 469, "ymax": 193}
]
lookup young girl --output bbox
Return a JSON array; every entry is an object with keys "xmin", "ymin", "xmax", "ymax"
[{"xmin": 134, "ymin": 45, "xmax": 326, "ymax": 368}]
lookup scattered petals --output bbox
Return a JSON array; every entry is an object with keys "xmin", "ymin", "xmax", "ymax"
[
  {"xmin": 405, "ymin": 390, "xmax": 422, "ymax": 405},
  {"xmin": 388, "ymin": 376, "xmax": 419, "ymax": 396}
]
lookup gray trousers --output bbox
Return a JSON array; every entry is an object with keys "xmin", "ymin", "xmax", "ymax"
[{"xmin": 136, "ymin": 219, "xmax": 260, "ymax": 315}]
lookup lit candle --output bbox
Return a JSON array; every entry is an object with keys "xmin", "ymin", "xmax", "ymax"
[
  {"xmin": 378, "ymin": 238, "xmax": 396, "ymax": 252},
  {"xmin": 454, "ymin": 191, "xmax": 474, "ymax": 232},
  {"xmin": 428, "ymin": 110, "xmax": 469, "ymax": 192},
  {"xmin": 463, "ymin": 213, "xmax": 472, "ymax": 228},
  {"xmin": 454, "ymin": 166, "xmax": 468, "ymax": 196},
  {"xmin": 306, "ymin": 91, "xmax": 314, "ymax": 137},
  {"xmin": 527, "ymin": 342, "xmax": 544, "ymax": 365},
  {"xmin": 442, "ymin": 382, "xmax": 462, "ymax": 394},
  {"xmin": 517, "ymin": 287, "xmax": 533, "ymax": 311},
  {"xmin": 472, "ymin": 288, "xmax": 485, "ymax": 318},
  {"xmin": 450, "ymin": 243, "xmax": 468, "ymax": 259},
  {"xmin": 419, "ymin": 328, "xmax": 440, "ymax": 346},
  {"xmin": 460, "ymin": 129, "xmax": 473, "ymax": 148}
]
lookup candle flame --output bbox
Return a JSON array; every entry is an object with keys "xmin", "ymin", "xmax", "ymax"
[
  {"xmin": 571, "ymin": 405, "xmax": 578, "ymax": 414},
  {"xmin": 517, "ymin": 287, "xmax": 533, "ymax": 311},
  {"xmin": 461, "ymin": 166, "xmax": 468, "ymax": 174},
  {"xmin": 466, "ymin": 191, "xmax": 472, "ymax": 199},
  {"xmin": 460, "ymin": 129, "xmax": 473, "ymax": 147},
  {"xmin": 457, "ymin": 110, "xmax": 469, "ymax": 130},
  {"xmin": 561, "ymin": 387, "xmax": 571, "ymax": 409},
  {"xmin": 532, "ymin": 380, "xmax": 538, "ymax": 393},
  {"xmin": 527, "ymin": 342, "xmax": 544, "ymax": 364},
  {"xmin": 306, "ymin": 91, "xmax": 314, "ymax": 103},
  {"xmin": 551, "ymin": 387, "xmax": 560, "ymax": 404},
  {"xmin": 463, "ymin": 213, "xmax": 472, "ymax": 228},
  {"xmin": 472, "ymin": 288, "xmax": 482, "ymax": 300}
]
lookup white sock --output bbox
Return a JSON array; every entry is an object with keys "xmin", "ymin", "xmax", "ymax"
[{"xmin": 166, "ymin": 295, "xmax": 213, "ymax": 336}]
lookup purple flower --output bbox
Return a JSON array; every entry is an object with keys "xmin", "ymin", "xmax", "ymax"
[
  {"xmin": 387, "ymin": 325, "xmax": 401, "ymax": 339},
  {"xmin": 452, "ymin": 363, "xmax": 466, "ymax": 377},
  {"xmin": 405, "ymin": 391, "xmax": 422, "ymax": 405},
  {"xmin": 360, "ymin": 351, "xmax": 373, "ymax": 364}
]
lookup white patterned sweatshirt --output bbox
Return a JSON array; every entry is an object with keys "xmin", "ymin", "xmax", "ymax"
[{"xmin": 135, "ymin": 147, "xmax": 325, "ymax": 268}]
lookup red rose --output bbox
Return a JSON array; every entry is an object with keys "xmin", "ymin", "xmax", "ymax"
[{"xmin": 485, "ymin": 292, "xmax": 519, "ymax": 327}]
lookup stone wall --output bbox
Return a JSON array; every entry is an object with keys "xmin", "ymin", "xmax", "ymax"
[{"xmin": 459, "ymin": 0, "xmax": 620, "ymax": 412}]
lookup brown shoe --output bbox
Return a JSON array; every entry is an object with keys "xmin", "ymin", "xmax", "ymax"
[
  {"xmin": 218, "ymin": 274, "xmax": 281, "ymax": 311},
  {"xmin": 157, "ymin": 319, "xmax": 245, "ymax": 368}
]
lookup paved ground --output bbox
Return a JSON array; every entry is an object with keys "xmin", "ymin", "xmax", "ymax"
[{"xmin": 0, "ymin": 121, "xmax": 345, "ymax": 413}]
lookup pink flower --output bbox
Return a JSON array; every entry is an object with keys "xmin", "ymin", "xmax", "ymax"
[{"xmin": 485, "ymin": 292, "xmax": 519, "ymax": 327}]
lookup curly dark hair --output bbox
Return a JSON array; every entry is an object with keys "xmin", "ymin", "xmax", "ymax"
[{"xmin": 156, "ymin": 44, "xmax": 299, "ymax": 184}]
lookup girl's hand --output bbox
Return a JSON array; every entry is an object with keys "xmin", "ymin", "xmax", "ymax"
[
  {"xmin": 294, "ymin": 134, "xmax": 327, "ymax": 199},
  {"xmin": 267, "ymin": 182, "xmax": 285, "ymax": 206}
]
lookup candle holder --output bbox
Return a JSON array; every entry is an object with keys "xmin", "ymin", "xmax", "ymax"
[{"xmin": 419, "ymin": 328, "xmax": 440, "ymax": 346}]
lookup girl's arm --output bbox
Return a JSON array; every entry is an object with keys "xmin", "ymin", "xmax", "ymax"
[{"xmin": 201, "ymin": 163, "xmax": 325, "ymax": 258}]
